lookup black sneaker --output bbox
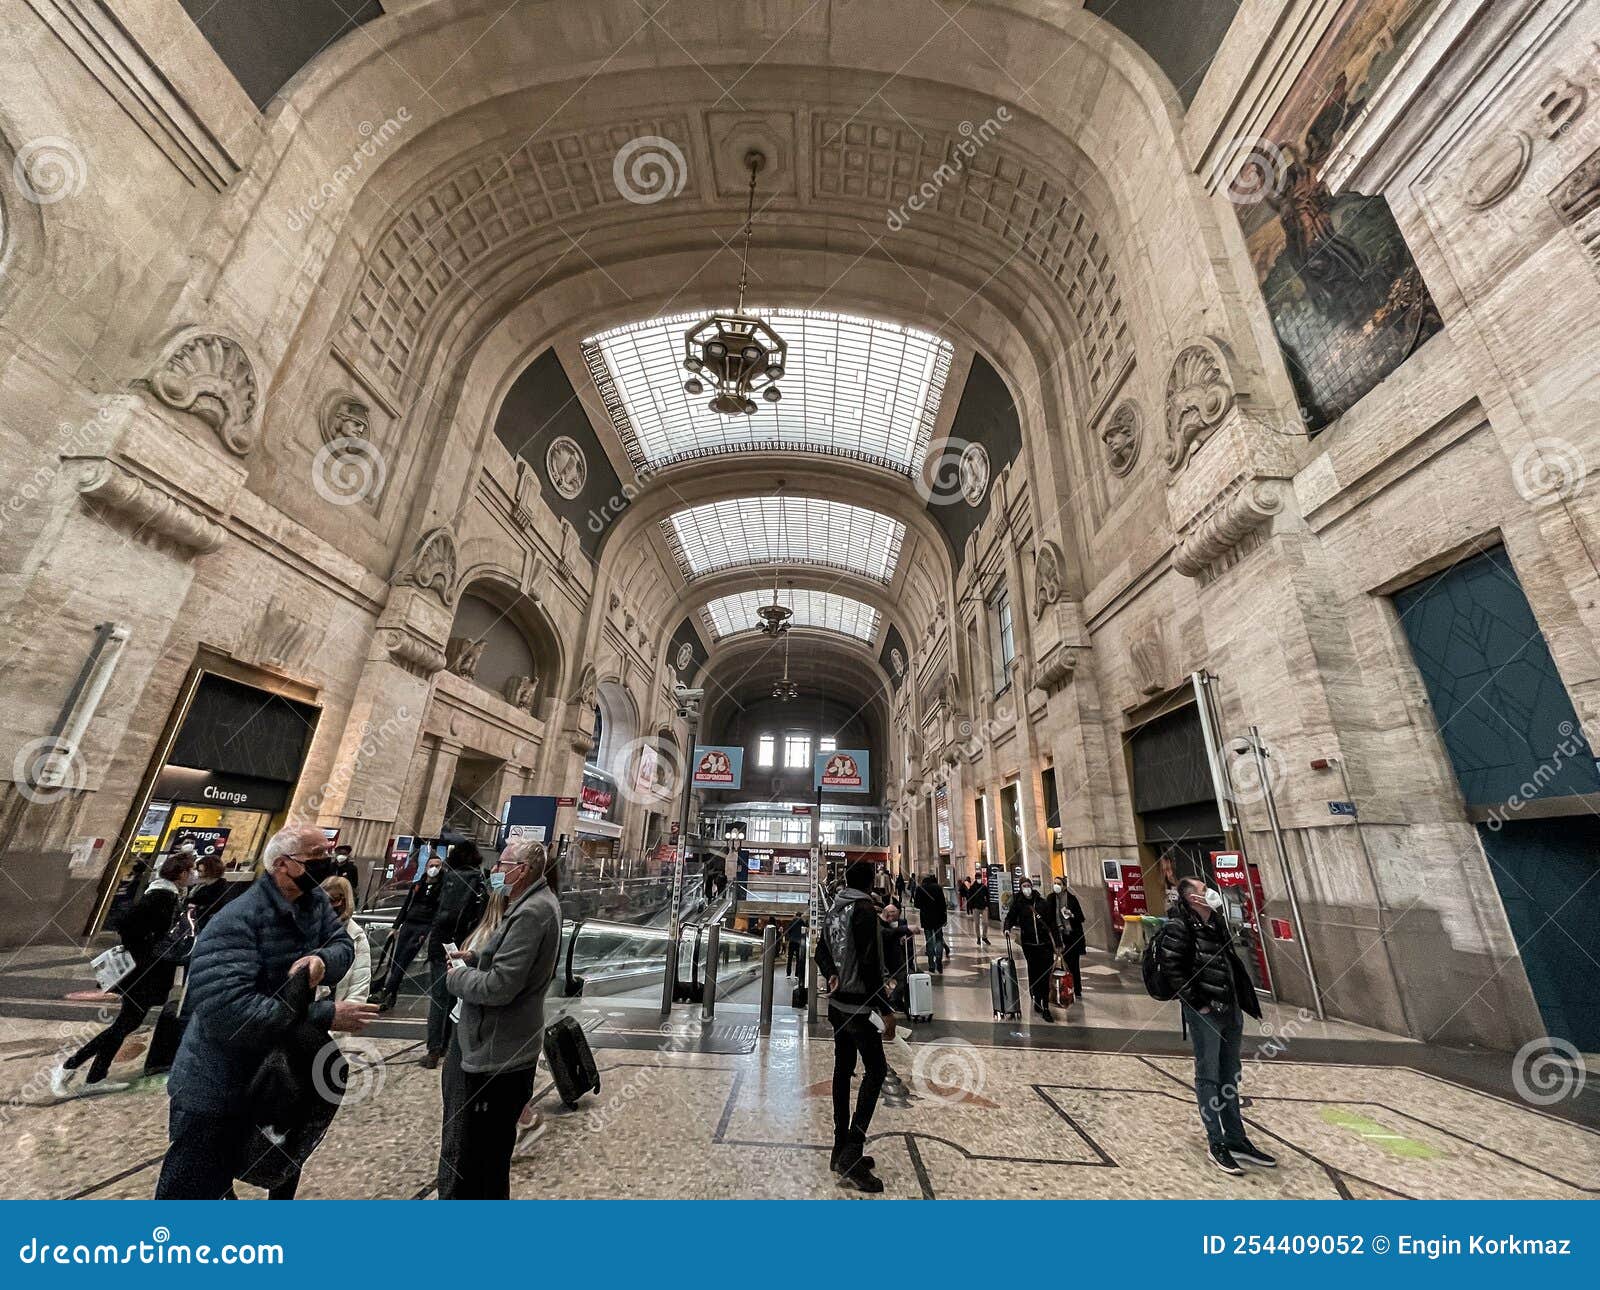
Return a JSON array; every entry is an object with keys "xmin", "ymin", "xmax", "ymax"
[
  {"xmin": 1227, "ymin": 1139, "xmax": 1277, "ymax": 1168},
  {"xmin": 1035, "ymin": 1003, "xmax": 1055, "ymax": 1022},
  {"xmin": 837, "ymin": 1162, "xmax": 885, "ymax": 1194},
  {"xmin": 1208, "ymin": 1143, "xmax": 1244, "ymax": 1176}
]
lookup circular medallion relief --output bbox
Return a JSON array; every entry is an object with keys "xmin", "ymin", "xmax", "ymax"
[
  {"xmin": 1462, "ymin": 130, "xmax": 1532, "ymax": 211},
  {"xmin": 546, "ymin": 435, "xmax": 588, "ymax": 499},
  {"xmin": 958, "ymin": 441, "xmax": 990, "ymax": 506}
]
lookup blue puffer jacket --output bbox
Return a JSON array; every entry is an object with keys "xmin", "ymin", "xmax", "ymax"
[{"xmin": 168, "ymin": 874, "xmax": 353, "ymax": 1115}]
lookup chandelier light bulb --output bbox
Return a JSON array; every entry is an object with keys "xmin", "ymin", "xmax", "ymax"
[
  {"xmin": 683, "ymin": 378, "xmax": 704, "ymax": 395},
  {"xmin": 763, "ymin": 386, "xmax": 781, "ymax": 402}
]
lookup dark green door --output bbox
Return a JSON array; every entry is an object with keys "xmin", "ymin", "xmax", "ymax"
[{"xmin": 1394, "ymin": 547, "xmax": 1600, "ymax": 1050}]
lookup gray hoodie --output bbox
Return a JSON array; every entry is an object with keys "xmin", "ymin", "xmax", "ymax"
[{"xmin": 445, "ymin": 878, "xmax": 562, "ymax": 1074}]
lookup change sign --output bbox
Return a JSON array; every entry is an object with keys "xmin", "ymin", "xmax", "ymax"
[
  {"xmin": 815, "ymin": 748, "xmax": 869, "ymax": 792},
  {"xmin": 691, "ymin": 745, "xmax": 743, "ymax": 789}
]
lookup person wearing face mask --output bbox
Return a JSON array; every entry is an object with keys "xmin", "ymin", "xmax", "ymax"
[
  {"xmin": 436, "ymin": 839, "xmax": 563, "ymax": 1199},
  {"xmin": 155, "ymin": 824, "xmax": 377, "ymax": 1199},
  {"xmin": 1044, "ymin": 878, "xmax": 1087, "ymax": 1005},
  {"xmin": 1152, "ymin": 875, "xmax": 1271, "ymax": 1176},
  {"xmin": 422, "ymin": 841, "xmax": 489, "ymax": 1068},
  {"xmin": 53, "ymin": 850, "xmax": 196, "ymax": 1098},
  {"xmin": 320, "ymin": 877, "xmax": 371, "ymax": 1006},
  {"xmin": 1002, "ymin": 876, "xmax": 1058, "ymax": 1021},
  {"xmin": 372, "ymin": 852, "xmax": 445, "ymax": 1012}
]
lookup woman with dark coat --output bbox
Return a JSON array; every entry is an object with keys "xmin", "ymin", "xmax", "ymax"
[
  {"xmin": 423, "ymin": 841, "xmax": 487, "ymax": 1068},
  {"xmin": 1002, "ymin": 877, "xmax": 1058, "ymax": 1021},
  {"xmin": 373, "ymin": 852, "xmax": 445, "ymax": 1011},
  {"xmin": 1044, "ymin": 880, "xmax": 1086, "ymax": 1003},
  {"xmin": 54, "ymin": 851, "xmax": 195, "ymax": 1096},
  {"xmin": 187, "ymin": 852, "xmax": 240, "ymax": 935}
]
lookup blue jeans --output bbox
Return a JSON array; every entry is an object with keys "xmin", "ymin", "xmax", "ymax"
[
  {"xmin": 1183, "ymin": 1001, "xmax": 1245, "ymax": 1148},
  {"xmin": 922, "ymin": 926, "xmax": 946, "ymax": 971}
]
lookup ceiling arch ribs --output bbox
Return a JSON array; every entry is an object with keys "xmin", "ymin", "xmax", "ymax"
[{"xmin": 700, "ymin": 632, "xmax": 894, "ymax": 736}]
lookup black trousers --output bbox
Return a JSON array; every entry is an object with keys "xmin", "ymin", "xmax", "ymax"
[
  {"xmin": 382, "ymin": 923, "xmax": 428, "ymax": 995},
  {"xmin": 827, "ymin": 1008, "xmax": 887, "ymax": 1139},
  {"xmin": 425, "ymin": 939, "xmax": 454, "ymax": 1054},
  {"xmin": 436, "ymin": 1041, "xmax": 538, "ymax": 1199},
  {"xmin": 154, "ymin": 1107, "xmax": 299, "ymax": 1199},
  {"xmin": 1062, "ymin": 952, "xmax": 1083, "ymax": 999},
  {"xmin": 1020, "ymin": 941, "xmax": 1054, "ymax": 1007},
  {"xmin": 67, "ymin": 969, "xmax": 174, "ymax": 1083},
  {"xmin": 786, "ymin": 942, "xmax": 802, "ymax": 976}
]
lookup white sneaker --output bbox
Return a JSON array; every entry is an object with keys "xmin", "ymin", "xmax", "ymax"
[
  {"xmin": 49, "ymin": 1064, "xmax": 79, "ymax": 1099},
  {"xmin": 77, "ymin": 1078, "xmax": 131, "ymax": 1097}
]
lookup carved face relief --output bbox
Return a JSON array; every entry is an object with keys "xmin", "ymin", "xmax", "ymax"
[
  {"xmin": 446, "ymin": 636, "xmax": 485, "ymax": 680},
  {"xmin": 320, "ymin": 392, "xmax": 372, "ymax": 446},
  {"xmin": 675, "ymin": 642, "xmax": 694, "ymax": 672},
  {"xmin": 1100, "ymin": 402, "xmax": 1141, "ymax": 477},
  {"xmin": 1164, "ymin": 343, "xmax": 1234, "ymax": 472},
  {"xmin": 1033, "ymin": 541, "xmax": 1065, "ymax": 615},
  {"xmin": 958, "ymin": 441, "xmax": 990, "ymax": 506},
  {"xmin": 546, "ymin": 435, "xmax": 588, "ymax": 499}
]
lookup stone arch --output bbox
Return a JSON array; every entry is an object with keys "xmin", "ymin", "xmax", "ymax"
[{"xmin": 448, "ymin": 569, "xmax": 563, "ymax": 712}]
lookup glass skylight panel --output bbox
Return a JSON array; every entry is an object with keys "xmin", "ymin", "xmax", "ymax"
[
  {"xmin": 664, "ymin": 497, "xmax": 905, "ymax": 583},
  {"xmin": 701, "ymin": 590, "xmax": 881, "ymax": 644},
  {"xmin": 582, "ymin": 309, "xmax": 952, "ymax": 474}
]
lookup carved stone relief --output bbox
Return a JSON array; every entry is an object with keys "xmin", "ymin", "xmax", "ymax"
[
  {"xmin": 139, "ymin": 333, "xmax": 259, "ymax": 455},
  {"xmin": 1128, "ymin": 622, "xmax": 1168, "ymax": 697},
  {"xmin": 1553, "ymin": 146, "xmax": 1600, "ymax": 283},
  {"xmin": 64, "ymin": 454, "xmax": 225, "ymax": 554},
  {"xmin": 502, "ymin": 674, "xmax": 540, "ymax": 712},
  {"xmin": 1462, "ymin": 130, "xmax": 1532, "ymax": 210},
  {"xmin": 546, "ymin": 435, "xmax": 587, "ymax": 499},
  {"xmin": 958, "ymin": 441, "xmax": 990, "ymax": 506},
  {"xmin": 383, "ymin": 629, "xmax": 446, "ymax": 677},
  {"xmin": 395, "ymin": 526, "xmax": 458, "ymax": 605},
  {"xmin": 445, "ymin": 636, "xmax": 485, "ymax": 679},
  {"xmin": 1163, "ymin": 341, "xmax": 1234, "ymax": 472},
  {"xmin": 1033, "ymin": 540, "xmax": 1066, "ymax": 616},
  {"xmin": 1101, "ymin": 400, "xmax": 1141, "ymax": 477},
  {"xmin": 1537, "ymin": 76, "xmax": 1588, "ymax": 141},
  {"xmin": 319, "ymin": 391, "xmax": 371, "ymax": 446}
]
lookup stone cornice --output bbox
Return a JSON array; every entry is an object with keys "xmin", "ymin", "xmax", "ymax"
[
  {"xmin": 1173, "ymin": 476, "xmax": 1287, "ymax": 578},
  {"xmin": 63, "ymin": 454, "xmax": 225, "ymax": 554}
]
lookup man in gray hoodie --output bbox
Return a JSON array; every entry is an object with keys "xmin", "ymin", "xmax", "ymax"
[{"xmin": 436, "ymin": 838, "xmax": 562, "ymax": 1199}]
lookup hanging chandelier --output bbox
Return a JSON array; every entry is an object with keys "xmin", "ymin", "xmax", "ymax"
[
  {"xmin": 682, "ymin": 151, "xmax": 787, "ymax": 417},
  {"xmin": 773, "ymin": 632, "xmax": 800, "ymax": 702},
  {"xmin": 756, "ymin": 570, "xmax": 791, "ymax": 638}
]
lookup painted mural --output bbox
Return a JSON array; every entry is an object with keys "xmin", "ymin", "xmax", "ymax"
[{"xmin": 1228, "ymin": 0, "xmax": 1443, "ymax": 433}]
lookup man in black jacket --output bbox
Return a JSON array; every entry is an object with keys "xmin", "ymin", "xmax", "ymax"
[
  {"xmin": 155, "ymin": 824, "xmax": 375, "ymax": 1198},
  {"xmin": 911, "ymin": 875, "xmax": 948, "ymax": 974},
  {"xmin": 1154, "ymin": 876, "xmax": 1275, "ymax": 1176},
  {"xmin": 815, "ymin": 860, "xmax": 893, "ymax": 1193},
  {"xmin": 423, "ymin": 841, "xmax": 487, "ymax": 1068},
  {"xmin": 1002, "ymin": 877, "xmax": 1057, "ymax": 1021},
  {"xmin": 965, "ymin": 872, "xmax": 991, "ymax": 946},
  {"xmin": 1044, "ymin": 879, "xmax": 1086, "ymax": 1004}
]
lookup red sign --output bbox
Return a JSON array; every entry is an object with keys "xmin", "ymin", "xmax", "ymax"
[
  {"xmin": 580, "ymin": 784, "xmax": 613, "ymax": 812},
  {"xmin": 556, "ymin": 796, "xmax": 577, "ymax": 807},
  {"xmin": 1270, "ymin": 918, "xmax": 1294, "ymax": 941},
  {"xmin": 1104, "ymin": 860, "xmax": 1147, "ymax": 933},
  {"xmin": 1212, "ymin": 851, "xmax": 1272, "ymax": 990},
  {"xmin": 791, "ymin": 805, "xmax": 812, "ymax": 815},
  {"xmin": 692, "ymin": 748, "xmax": 736, "ymax": 785},
  {"xmin": 818, "ymin": 752, "xmax": 864, "ymax": 790}
]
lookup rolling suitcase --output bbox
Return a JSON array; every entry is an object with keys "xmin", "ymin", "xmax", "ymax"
[
  {"xmin": 542, "ymin": 1015, "xmax": 600, "ymax": 1108},
  {"xmin": 990, "ymin": 933, "xmax": 1021, "ymax": 1019},
  {"xmin": 143, "ymin": 973, "xmax": 189, "ymax": 1075},
  {"xmin": 906, "ymin": 971, "xmax": 934, "ymax": 1022},
  {"xmin": 791, "ymin": 984, "xmax": 807, "ymax": 1008}
]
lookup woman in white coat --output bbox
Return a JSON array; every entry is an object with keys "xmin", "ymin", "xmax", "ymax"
[{"xmin": 321, "ymin": 876, "xmax": 372, "ymax": 1003}]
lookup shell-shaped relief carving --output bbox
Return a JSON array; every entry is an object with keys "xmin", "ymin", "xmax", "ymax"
[
  {"xmin": 141, "ymin": 333, "xmax": 260, "ymax": 455},
  {"xmin": 1163, "ymin": 342, "xmax": 1234, "ymax": 472}
]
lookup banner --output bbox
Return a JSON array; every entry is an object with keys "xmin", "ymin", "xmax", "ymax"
[
  {"xmin": 815, "ymin": 748, "xmax": 869, "ymax": 792},
  {"xmin": 691, "ymin": 745, "xmax": 743, "ymax": 789}
]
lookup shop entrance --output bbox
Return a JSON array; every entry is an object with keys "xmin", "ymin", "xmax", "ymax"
[{"xmin": 94, "ymin": 666, "xmax": 320, "ymax": 932}]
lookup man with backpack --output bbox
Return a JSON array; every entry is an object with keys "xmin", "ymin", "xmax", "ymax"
[
  {"xmin": 815, "ymin": 859, "xmax": 894, "ymax": 1193},
  {"xmin": 1147, "ymin": 875, "xmax": 1276, "ymax": 1176}
]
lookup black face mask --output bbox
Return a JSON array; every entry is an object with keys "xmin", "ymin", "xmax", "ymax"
[{"xmin": 290, "ymin": 857, "xmax": 333, "ymax": 895}]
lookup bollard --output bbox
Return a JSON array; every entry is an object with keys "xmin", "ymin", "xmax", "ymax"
[
  {"xmin": 758, "ymin": 924, "xmax": 779, "ymax": 1034},
  {"xmin": 700, "ymin": 923, "xmax": 721, "ymax": 1022}
]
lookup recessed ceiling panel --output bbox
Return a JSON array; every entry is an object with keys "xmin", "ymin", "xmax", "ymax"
[
  {"xmin": 582, "ymin": 308, "xmax": 952, "ymax": 474},
  {"xmin": 663, "ymin": 497, "xmax": 905, "ymax": 583},
  {"xmin": 701, "ymin": 589, "xmax": 881, "ymax": 644}
]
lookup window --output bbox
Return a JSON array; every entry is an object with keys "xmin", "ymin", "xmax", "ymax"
[
  {"xmin": 991, "ymin": 587, "xmax": 1015, "ymax": 694},
  {"xmin": 784, "ymin": 734, "xmax": 811, "ymax": 769},
  {"xmin": 702, "ymin": 589, "xmax": 880, "ymax": 643},
  {"xmin": 756, "ymin": 734, "xmax": 776, "ymax": 768},
  {"xmin": 664, "ymin": 497, "xmax": 905, "ymax": 583},
  {"xmin": 818, "ymin": 737, "xmax": 837, "ymax": 754}
]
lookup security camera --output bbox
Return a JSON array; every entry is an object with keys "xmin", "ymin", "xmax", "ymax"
[
  {"xmin": 673, "ymin": 684, "xmax": 704, "ymax": 701},
  {"xmin": 1226, "ymin": 737, "xmax": 1253, "ymax": 756}
]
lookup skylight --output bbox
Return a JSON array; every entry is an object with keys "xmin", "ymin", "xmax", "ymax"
[
  {"xmin": 702, "ymin": 590, "xmax": 881, "ymax": 644},
  {"xmin": 663, "ymin": 497, "xmax": 906, "ymax": 583},
  {"xmin": 582, "ymin": 308, "xmax": 952, "ymax": 475}
]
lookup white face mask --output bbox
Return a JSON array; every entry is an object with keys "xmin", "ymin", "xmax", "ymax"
[
  {"xmin": 1052, "ymin": 883, "xmax": 1062, "ymax": 893},
  {"xmin": 1204, "ymin": 888, "xmax": 1224, "ymax": 911},
  {"xmin": 1020, "ymin": 886, "xmax": 1033, "ymax": 898}
]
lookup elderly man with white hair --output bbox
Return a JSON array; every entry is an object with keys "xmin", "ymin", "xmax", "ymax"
[
  {"xmin": 155, "ymin": 823, "xmax": 377, "ymax": 1199},
  {"xmin": 435, "ymin": 837, "xmax": 562, "ymax": 1199}
]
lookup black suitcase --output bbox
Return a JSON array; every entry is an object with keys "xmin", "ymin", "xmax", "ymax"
[
  {"xmin": 142, "ymin": 976, "xmax": 189, "ymax": 1075},
  {"xmin": 542, "ymin": 1015, "xmax": 600, "ymax": 1108},
  {"xmin": 791, "ymin": 984, "xmax": 807, "ymax": 1008}
]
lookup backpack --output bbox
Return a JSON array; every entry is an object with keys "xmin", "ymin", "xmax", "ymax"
[
  {"xmin": 822, "ymin": 898, "xmax": 871, "ymax": 998},
  {"xmin": 1141, "ymin": 921, "xmax": 1179, "ymax": 1001}
]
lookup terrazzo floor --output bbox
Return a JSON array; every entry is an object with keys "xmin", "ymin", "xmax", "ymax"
[{"xmin": 0, "ymin": 935, "xmax": 1594, "ymax": 1200}]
